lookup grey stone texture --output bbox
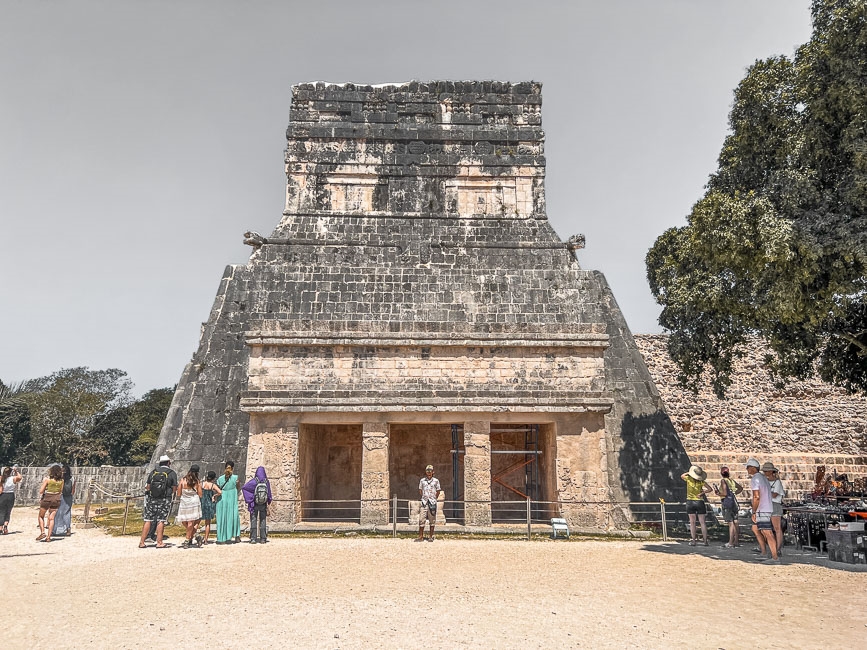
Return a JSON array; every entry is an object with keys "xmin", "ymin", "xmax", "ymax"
[{"xmin": 152, "ymin": 81, "xmax": 688, "ymax": 528}]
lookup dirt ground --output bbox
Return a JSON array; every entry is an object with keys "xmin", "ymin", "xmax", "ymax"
[{"xmin": 2, "ymin": 506, "xmax": 864, "ymax": 649}]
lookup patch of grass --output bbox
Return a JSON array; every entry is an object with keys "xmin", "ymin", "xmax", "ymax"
[{"xmin": 91, "ymin": 504, "xmax": 187, "ymax": 538}]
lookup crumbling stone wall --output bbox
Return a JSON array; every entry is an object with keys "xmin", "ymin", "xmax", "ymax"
[
  {"xmin": 635, "ymin": 335, "xmax": 866, "ymax": 455},
  {"xmin": 635, "ymin": 334, "xmax": 867, "ymax": 497}
]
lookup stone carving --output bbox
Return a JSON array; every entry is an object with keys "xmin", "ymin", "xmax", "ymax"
[
  {"xmin": 567, "ymin": 234, "xmax": 586, "ymax": 251},
  {"xmin": 243, "ymin": 231, "xmax": 266, "ymax": 249}
]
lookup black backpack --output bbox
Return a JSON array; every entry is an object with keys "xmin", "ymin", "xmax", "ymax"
[
  {"xmin": 149, "ymin": 469, "xmax": 170, "ymax": 499},
  {"xmin": 254, "ymin": 478, "xmax": 268, "ymax": 505}
]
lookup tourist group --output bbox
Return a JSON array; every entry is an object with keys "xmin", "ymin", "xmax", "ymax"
[
  {"xmin": 1, "ymin": 463, "xmax": 75, "ymax": 543},
  {"xmin": 137, "ymin": 455, "xmax": 272, "ymax": 548},
  {"xmin": 681, "ymin": 458, "xmax": 787, "ymax": 562}
]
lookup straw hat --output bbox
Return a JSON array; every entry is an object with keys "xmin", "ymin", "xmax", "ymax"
[{"xmin": 687, "ymin": 465, "xmax": 707, "ymax": 481}]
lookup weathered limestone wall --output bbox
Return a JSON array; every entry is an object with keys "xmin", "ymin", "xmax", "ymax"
[
  {"xmin": 634, "ymin": 335, "xmax": 866, "ymax": 455},
  {"xmin": 635, "ymin": 334, "xmax": 867, "ymax": 498},
  {"xmin": 13, "ymin": 466, "xmax": 145, "ymax": 505}
]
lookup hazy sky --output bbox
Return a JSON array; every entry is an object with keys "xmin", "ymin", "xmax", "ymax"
[{"xmin": 1, "ymin": 1, "xmax": 813, "ymax": 395}]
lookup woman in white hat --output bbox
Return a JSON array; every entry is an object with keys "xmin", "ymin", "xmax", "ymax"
[
  {"xmin": 680, "ymin": 465, "xmax": 712, "ymax": 546},
  {"xmin": 763, "ymin": 462, "xmax": 786, "ymax": 555}
]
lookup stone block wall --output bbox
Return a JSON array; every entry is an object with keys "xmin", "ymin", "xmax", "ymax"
[
  {"xmin": 12, "ymin": 466, "xmax": 146, "ymax": 505},
  {"xmin": 688, "ymin": 452, "xmax": 867, "ymax": 500},
  {"xmin": 635, "ymin": 334, "xmax": 867, "ymax": 499}
]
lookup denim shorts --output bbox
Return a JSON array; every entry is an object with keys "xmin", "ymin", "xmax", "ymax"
[{"xmin": 755, "ymin": 512, "xmax": 773, "ymax": 530}]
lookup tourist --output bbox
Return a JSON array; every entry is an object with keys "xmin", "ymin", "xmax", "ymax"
[
  {"xmin": 717, "ymin": 466, "xmax": 743, "ymax": 548},
  {"xmin": 0, "ymin": 465, "xmax": 23, "ymax": 535},
  {"xmin": 216, "ymin": 460, "xmax": 241, "ymax": 544},
  {"xmin": 680, "ymin": 465, "xmax": 712, "ymax": 546},
  {"xmin": 746, "ymin": 458, "xmax": 779, "ymax": 563},
  {"xmin": 242, "ymin": 465, "xmax": 272, "ymax": 543},
  {"xmin": 52, "ymin": 463, "xmax": 75, "ymax": 537},
  {"xmin": 138, "ymin": 455, "xmax": 178, "ymax": 549},
  {"xmin": 416, "ymin": 464, "xmax": 441, "ymax": 542},
  {"xmin": 37, "ymin": 464, "xmax": 64, "ymax": 542},
  {"xmin": 764, "ymin": 462, "xmax": 786, "ymax": 555},
  {"xmin": 200, "ymin": 470, "xmax": 221, "ymax": 545},
  {"xmin": 176, "ymin": 464, "xmax": 203, "ymax": 548}
]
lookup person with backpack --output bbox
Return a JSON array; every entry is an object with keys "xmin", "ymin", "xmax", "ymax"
[
  {"xmin": 716, "ymin": 466, "xmax": 743, "ymax": 548},
  {"xmin": 242, "ymin": 466, "xmax": 272, "ymax": 544},
  {"xmin": 138, "ymin": 455, "xmax": 178, "ymax": 548}
]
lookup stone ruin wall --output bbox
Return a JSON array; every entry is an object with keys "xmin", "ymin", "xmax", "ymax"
[{"xmin": 635, "ymin": 334, "xmax": 867, "ymax": 497}]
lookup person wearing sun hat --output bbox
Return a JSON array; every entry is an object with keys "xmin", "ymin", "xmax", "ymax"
[
  {"xmin": 746, "ymin": 458, "xmax": 779, "ymax": 562},
  {"xmin": 763, "ymin": 462, "xmax": 786, "ymax": 556},
  {"xmin": 680, "ymin": 464, "xmax": 712, "ymax": 546}
]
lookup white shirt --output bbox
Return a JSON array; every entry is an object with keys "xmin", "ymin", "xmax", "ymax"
[
  {"xmin": 750, "ymin": 472, "xmax": 773, "ymax": 514},
  {"xmin": 3, "ymin": 475, "xmax": 17, "ymax": 494},
  {"xmin": 769, "ymin": 478, "xmax": 786, "ymax": 504}
]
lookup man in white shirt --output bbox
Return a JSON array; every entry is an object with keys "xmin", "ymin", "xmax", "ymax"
[
  {"xmin": 417, "ymin": 464, "xmax": 441, "ymax": 542},
  {"xmin": 746, "ymin": 458, "xmax": 779, "ymax": 562}
]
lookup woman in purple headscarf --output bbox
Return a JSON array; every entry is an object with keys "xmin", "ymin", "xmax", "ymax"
[{"xmin": 241, "ymin": 466, "xmax": 272, "ymax": 544}]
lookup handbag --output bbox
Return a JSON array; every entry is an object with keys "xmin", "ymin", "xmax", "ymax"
[{"xmin": 721, "ymin": 479, "xmax": 738, "ymax": 509}]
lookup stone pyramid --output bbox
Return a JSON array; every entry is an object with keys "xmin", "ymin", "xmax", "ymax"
[{"xmin": 153, "ymin": 81, "xmax": 688, "ymax": 530}]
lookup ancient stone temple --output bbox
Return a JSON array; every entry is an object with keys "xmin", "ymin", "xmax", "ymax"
[{"xmin": 153, "ymin": 80, "xmax": 689, "ymax": 531}]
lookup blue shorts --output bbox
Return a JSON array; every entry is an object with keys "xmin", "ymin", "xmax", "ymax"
[{"xmin": 755, "ymin": 512, "xmax": 773, "ymax": 530}]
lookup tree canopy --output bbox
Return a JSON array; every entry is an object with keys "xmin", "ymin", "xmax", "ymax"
[
  {"xmin": 0, "ymin": 369, "xmax": 173, "ymax": 466},
  {"xmin": 646, "ymin": 0, "xmax": 867, "ymax": 397}
]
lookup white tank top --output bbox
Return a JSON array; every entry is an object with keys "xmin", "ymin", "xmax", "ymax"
[{"xmin": 3, "ymin": 476, "xmax": 16, "ymax": 494}]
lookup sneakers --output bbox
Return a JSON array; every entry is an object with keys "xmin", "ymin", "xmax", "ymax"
[{"xmin": 180, "ymin": 539, "xmax": 192, "ymax": 549}]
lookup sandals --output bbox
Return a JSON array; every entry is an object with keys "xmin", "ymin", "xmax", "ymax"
[
  {"xmin": 138, "ymin": 544, "xmax": 147, "ymax": 549},
  {"xmin": 36, "ymin": 533, "xmax": 46, "ymax": 541}
]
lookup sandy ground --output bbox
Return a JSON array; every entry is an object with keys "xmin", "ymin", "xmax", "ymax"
[{"xmin": 2, "ymin": 507, "xmax": 864, "ymax": 649}]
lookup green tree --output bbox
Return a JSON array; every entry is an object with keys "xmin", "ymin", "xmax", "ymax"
[
  {"xmin": 647, "ymin": 0, "xmax": 867, "ymax": 397},
  {"xmin": 128, "ymin": 388, "xmax": 174, "ymax": 465},
  {"xmin": 23, "ymin": 367, "xmax": 133, "ymax": 465},
  {"xmin": 0, "ymin": 379, "xmax": 31, "ymax": 465}
]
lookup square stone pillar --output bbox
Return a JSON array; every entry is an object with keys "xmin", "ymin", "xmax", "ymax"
[
  {"xmin": 246, "ymin": 422, "xmax": 301, "ymax": 526},
  {"xmin": 463, "ymin": 420, "xmax": 492, "ymax": 526},
  {"xmin": 360, "ymin": 422, "xmax": 390, "ymax": 525}
]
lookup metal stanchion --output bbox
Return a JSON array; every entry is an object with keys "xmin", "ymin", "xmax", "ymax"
[
  {"xmin": 527, "ymin": 498, "xmax": 532, "ymax": 540},
  {"xmin": 660, "ymin": 498, "xmax": 668, "ymax": 541},
  {"xmin": 392, "ymin": 494, "xmax": 397, "ymax": 538}
]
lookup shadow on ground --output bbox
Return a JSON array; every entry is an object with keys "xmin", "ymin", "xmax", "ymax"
[{"xmin": 641, "ymin": 541, "xmax": 867, "ymax": 573}]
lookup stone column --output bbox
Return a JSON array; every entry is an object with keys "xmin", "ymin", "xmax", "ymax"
[
  {"xmin": 246, "ymin": 421, "xmax": 301, "ymax": 527},
  {"xmin": 360, "ymin": 422, "xmax": 390, "ymax": 525},
  {"xmin": 463, "ymin": 420, "xmax": 492, "ymax": 526}
]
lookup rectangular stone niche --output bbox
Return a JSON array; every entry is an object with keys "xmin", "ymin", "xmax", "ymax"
[
  {"xmin": 298, "ymin": 423, "xmax": 362, "ymax": 522},
  {"xmin": 490, "ymin": 423, "xmax": 557, "ymax": 523},
  {"xmin": 388, "ymin": 423, "xmax": 459, "ymax": 523}
]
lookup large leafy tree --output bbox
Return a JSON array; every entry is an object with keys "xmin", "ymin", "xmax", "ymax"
[
  {"xmin": 23, "ymin": 367, "xmax": 133, "ymax": 465},
  {"xmin": 647, "ymin": 0, "xmax": 867, "ymax": 397}
]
